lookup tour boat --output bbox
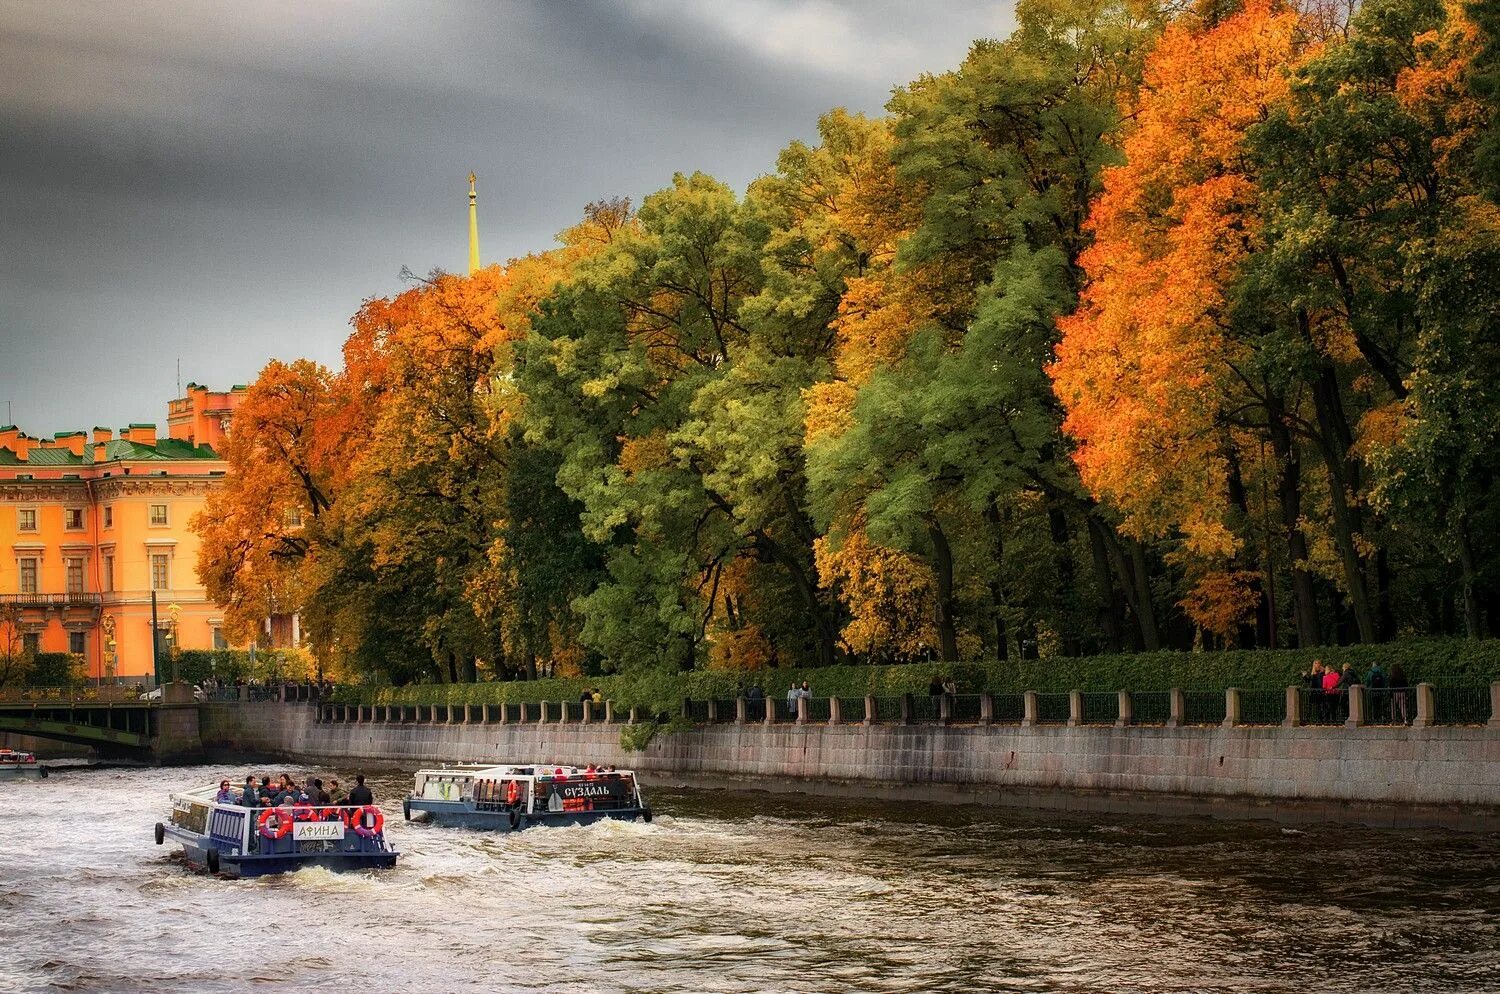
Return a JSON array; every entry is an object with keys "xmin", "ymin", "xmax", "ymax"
[
  {"xmin": 153, "ymin": 784, "xmax": 399, "ymax": 877},
  {"xmin": 403, "ymin": 763, "xmax": 652, "ymax": 831},
  {"xmin": 0, "ymin": 748, "xmax": 46, "ymax": 780}
]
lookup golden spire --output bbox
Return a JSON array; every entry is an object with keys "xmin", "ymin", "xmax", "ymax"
[{"xmin": 467, "ymin": 172, "xmax": 481, "ymax": 276}]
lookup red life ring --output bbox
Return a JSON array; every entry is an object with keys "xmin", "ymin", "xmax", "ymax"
[
  {"xmin": 345, "ymin": 805, "xmax": 385, "ymax": 837},
  {"xmin": 505, "ymin": 780, "xmax": 520, "ymax": 805},
  {"xmin": 257, "ymin": 808, "xmax": 293, "ymax": 839}
]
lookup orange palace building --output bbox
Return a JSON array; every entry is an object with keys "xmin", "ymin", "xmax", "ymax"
[{"xmin": 0, "ymin": 384, "xmax": 246, "ymax": 681}]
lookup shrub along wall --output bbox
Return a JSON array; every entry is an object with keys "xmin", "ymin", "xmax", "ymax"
[{"xmin": 330, "ymin": 638, "xmax": 1500, "ymax": 713}]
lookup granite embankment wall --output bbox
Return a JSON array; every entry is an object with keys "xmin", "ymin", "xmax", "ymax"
[{"xmin": 199, "ymin": 703, "xmax": 1500, "ymax": 829}]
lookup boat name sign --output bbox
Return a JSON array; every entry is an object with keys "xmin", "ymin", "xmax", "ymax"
[{"xmin": 293, "ymin": 821, "xmax": 345, "ymax": 841}]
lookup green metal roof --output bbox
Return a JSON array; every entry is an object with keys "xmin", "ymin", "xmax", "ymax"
[{"xmin": 0, "ymin": 438, "xmax": 221, "ymax": 466}]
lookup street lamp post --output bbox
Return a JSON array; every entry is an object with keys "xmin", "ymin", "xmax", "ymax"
[{"xmin": 167, "ymin": 602, "xmax": 182, "ymax": 685}]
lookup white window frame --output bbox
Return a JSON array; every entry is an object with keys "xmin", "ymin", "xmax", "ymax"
[
  {"xmin": 68, "ymin": 631, "xmax": 86, "ymax": 655},
  {"xmin": 64, "ymin": 556, "xmax": 85, "ymax": 594},
  {"xmin": 64, "ymin": 507, "xmax": 85, "ymax": 531},
  {"xmin": 150, "ymin": 553, "xmax": 171, "ymax": 591},
  {"xmin": 102, "ymin": 554, "xmax": 115, "ymax": 593},
  {"xmin": 18, "ymin": 557, "xmax": 39, "ymax": 595},
  {"xmin": 103, "ymin": 505, "xmax": 113, "ymax": 528},
  {"xmin": 149, "ymin": 503, "xmax": 169, "ymax": 527},
  {"xmin": 16, "ymin": 507, "xmax": 37, "ymax": 532}
]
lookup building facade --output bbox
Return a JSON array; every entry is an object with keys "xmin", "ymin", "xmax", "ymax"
[{"xmin": 0, "ymin": 385, "xmax": 248, "ymax": 681}]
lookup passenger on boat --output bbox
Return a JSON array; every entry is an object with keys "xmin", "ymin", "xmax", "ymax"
[
  {"xmin": 309, "ymin": 777, "xmax": 330, "ymax": 804},
  {"xmin": 258, "ymin": 776, "xmax": 274, "ymax": 803},
  {"xmin": 327, "ymin": 778, "xmax": 347, "ymax": 805},
  {"xmin": 215, "ymin": 780, "xmax": 236, "ymax": 803},
  {"xmin": 241, "ymin": 776, "xmax": 260, "ymax": 808},
  {"xmin": 347, "ymin": 774, "xmax": 374, "ymax": 806}
]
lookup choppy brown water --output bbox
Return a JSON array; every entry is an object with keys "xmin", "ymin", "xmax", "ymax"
[{"xmin": 2, "ymin": 764, "xmax": 1498, "ymax": 993}]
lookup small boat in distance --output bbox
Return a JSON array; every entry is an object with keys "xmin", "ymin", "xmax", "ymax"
[
  {"xmin": 0, "ymin": 748, "xmax": 47, "ymax": 780},
  {"xmin": 404, "ymin": 763, "xmax": 652, "ymax": 831},
  {"xmin": 154, "ymin": 784, "xmax": 399, "ymax": 878}
]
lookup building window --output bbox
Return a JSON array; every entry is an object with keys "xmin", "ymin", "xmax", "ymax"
[
  {"xmin": 149, "ymin": 504, "xmax": 168, "ymax": 526},
  {"xmin": 65, "ymin": 557, "xmax": 84, "ymax": 594},
  {"xmin": 17, "ymin": 508, "xmax": 37, "ymax": 532},
  {"xmin": 103, "ymin": 555, "xmax": 114, "ymax": 592},
  {"xmin": 68, "ymin": 631, "xmax": 86, "ymax": 655},
  {"xmin": 150, "ymin": 553, "xmax": 170, "ymax": 591},
  {"xmin": 22, "ymin": 632, "xmax": 39, "ymax": 656},
  {"xmin": 213, "ymin": 627, "xmax": 228, "ymax": 650},
  {"xmin": 104, "ymin": 506, "xmax": 113, "ymax": 528},
  {"xmin": 65, "ymin": 507, "xmax": 84, "ymax": 530},
  {"xmin": 18, "ymin": 558, "xmax": 38, "ymax": 595},
  {"xmin": 284, "ymin": 506, "xmax": 304, "ymax": 528}
]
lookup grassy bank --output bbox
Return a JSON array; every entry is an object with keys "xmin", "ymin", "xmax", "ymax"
[{"xmin": 329, "ymin": 638, "xmax": 1500, "ymax": 712}]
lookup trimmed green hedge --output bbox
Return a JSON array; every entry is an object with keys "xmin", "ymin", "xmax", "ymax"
[{"xmin": 331, "ymin": 638, "xmax": 1500, "ymax": 712}]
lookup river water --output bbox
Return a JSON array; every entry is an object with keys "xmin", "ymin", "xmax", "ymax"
[{"xmin": 2, "ymin": 765, "xmax": 1498, "ymax": 993}]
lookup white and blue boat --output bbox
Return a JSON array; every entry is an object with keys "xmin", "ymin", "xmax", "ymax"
[
  {"xmin": 154, "ymin": 784, "xmax": 400, "ymax": 878},
  {"xmin": 0, "ymin": 748, "xmax": 46, "ymax": 780},
  {"xmin": 404, "ymin": 763, "xmax": 651, "ymax": 831}
]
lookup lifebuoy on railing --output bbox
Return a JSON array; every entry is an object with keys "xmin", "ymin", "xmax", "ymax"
[
  {"xmin": 505, "ymin": 780, "xmax": 520, "ymax": 806},
  {"xmin": 258, "ymin": 808, "xmax": 293, "ymax": 839},
  {"xmin": 345, "ymin": 805, "xmax": 385, "ymax": 838}
]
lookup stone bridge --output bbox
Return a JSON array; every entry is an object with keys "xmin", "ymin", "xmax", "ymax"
[{"xmin": 0, "ymin": 683, "xmax": 202, "ymax": 761}]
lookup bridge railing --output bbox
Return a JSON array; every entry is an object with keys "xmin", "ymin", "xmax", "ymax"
[{"xmin": 229, "ymin": 681, "xmax": 1500, "ymax": 734}]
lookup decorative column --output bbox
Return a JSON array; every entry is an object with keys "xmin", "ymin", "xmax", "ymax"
[
  {"xmin": 1489, "ymin": 683, "xmax": 1500, "ymax": 730},
  {"xmin": 1413, "ymin": 683, "xmax": 1436, "ymax": 728},
  {"xmin": 1167, "ymin": 688, "xmax": 1185, "ymax": 728},
  {"xmin": 864, "ymin": 695, "xmax": 876, "ymax": 726},
  {"xmin": 899, "ymin": 693, "xmax": 913, "ymax": 726},
  {"xmin": 978, "ymin": 693, "xmax": 994, "ymax": 727},
  {"xmin": 1345, "ymin": 684, "xmax": 1365, "ymax": 729},
  {"xmin": 1283, "ymin": 686, "xmax": 1302, "ymax": 728},
  {"xmin": 605, "ymin": 701, "xmax": 616, "ymax": 724},
  {"xmin": 1116, "ymin": 690, "xmax": 1133, "ymax": 728},
  {"xmin": 706, "ymin": 699, "xmax": 719, "ymax": 723},
  {"xmin": 1022, "ymin": 691, "xmax": 1038, "ymax": 728},
  {"xmin": 735, "ymin": 697, "xmax": 746, "ymax": 725},
  {"xmin": 1067, "ymin": 689, "xmax": 1083, "ymax": 727},
  {"xmin": 829, "ymin": 697, "xmax": 842, "ymax": 725},
  {"xmin": 1223, "ymin": 688, "xmax": 1241, "ymax": 729},
  {"xmin": 796, "ymin": 696, "xmax": 808, "ymax": 725}
]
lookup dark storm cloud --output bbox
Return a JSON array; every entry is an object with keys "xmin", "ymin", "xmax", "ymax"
[{"xmin": 0, "ymin": 0, "xmax": 1013, "ymax": 434}]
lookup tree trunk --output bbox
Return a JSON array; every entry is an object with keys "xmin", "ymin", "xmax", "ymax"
[
  {"xmin": 1265, "ymin": 392, "xmax": 1322, "ymax": 647},
  {"xmin": 755, "ymin": 531, "xmax": 839, "ymax": 667},
  {"xmin": 1094, "ymin": 520, "xmax": 1161, "ymax": 651},
  {"xmin": 1086, "ymin": 515, "xmax": 1125, "ymax": 654},
  {"xmin": 1046, "ymin": 503, "xmax": 1081, "ymax": 655},
  {"xmin": 1225, "ymin": 451, "xmax": 1265, "ymax": 648},
  {"xmin": 984, "ymin": 503, "xmax": 1010, "ymax": 661},
  {"xmin": 927, "ymin": 520, "xmax": 960, "ymax": 662},
  {"xmin": 1457, "ymin": 521, "xmax": 1483, "ymax": 638},
  {"xmin": 1127, "ymin": 539, "xmax": 1163, "ymax": 650},
  {"xmin": 1309, "ymin": 364, "xmax": 1378, "ymax": 642}
]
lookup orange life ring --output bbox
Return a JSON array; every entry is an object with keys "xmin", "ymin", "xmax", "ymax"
[
  {"xmin": 257, "ymin": 807, "xmax": 293, "ymax": 839},
  {"xmin": 345, "ymin": 805, "xmax": 384, "ymax": 837},
  {"xmin": 505, "ymin": 780, "xmax": 520, "ymax": 805}
]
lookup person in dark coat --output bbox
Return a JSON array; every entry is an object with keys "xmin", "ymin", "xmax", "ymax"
[
  {"xmin": 1389, "ymin": 663, "xmax": 1410, "ymax": 724},
  {"xmin": 241, "ymin": 775, "xmax": 260, "ymax": 808},
  {"xmin": 347, "ymin": 773, "xmax": 374, "ymax": 807}
]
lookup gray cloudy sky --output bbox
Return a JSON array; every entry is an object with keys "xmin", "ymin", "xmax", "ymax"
[{"xmin": 0, "ymin": 0, "xmax": 1014, "ymax": 434}]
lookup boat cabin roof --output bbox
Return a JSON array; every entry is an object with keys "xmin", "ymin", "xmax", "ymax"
[{"xmin": 415, "ymin": 763, "xmax": 633, "ymax": 781}]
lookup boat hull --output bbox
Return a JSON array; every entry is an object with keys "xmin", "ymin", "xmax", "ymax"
[
  {"xmin": 405, "ymin": 797, "xmax": 650, "ymax": 832},
  {"xmin": 0, "ymin": 764, "xmax": 46, "ymax": 780},
  {"xmin": 160, "ymin": 823, "xmax": 398, "ymax": 879}
]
